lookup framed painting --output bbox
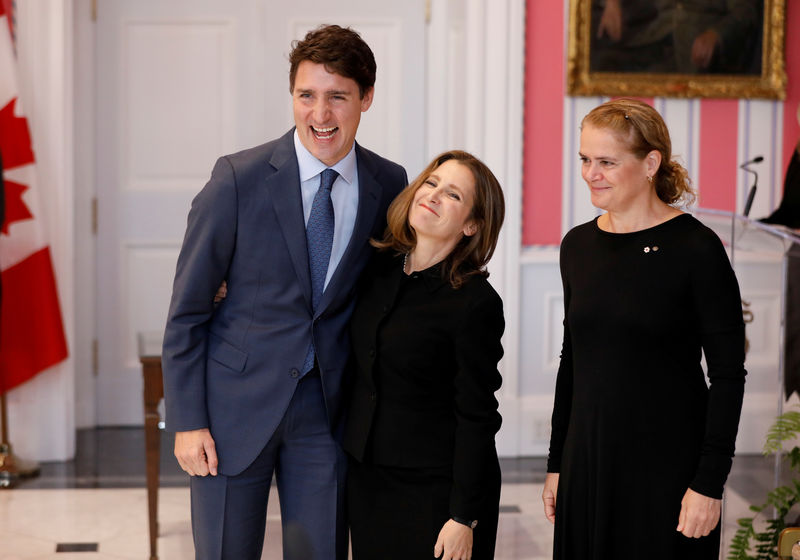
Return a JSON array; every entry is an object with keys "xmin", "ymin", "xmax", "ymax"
[{"xmin": 566, "ymin": 0, "xmax": 787, "ymax": 99}]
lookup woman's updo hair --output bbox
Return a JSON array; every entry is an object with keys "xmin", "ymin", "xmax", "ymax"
[{"xmin": 582, "ymin": 98, "xmax": 696, "ymax": 206}]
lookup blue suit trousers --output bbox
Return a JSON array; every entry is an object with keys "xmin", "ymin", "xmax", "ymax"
[{"xmin": 190, "ymin": 372, "xmax": 347, "ymax": 559}]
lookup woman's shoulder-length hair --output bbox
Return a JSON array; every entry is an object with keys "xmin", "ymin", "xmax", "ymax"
[{"xmin": 373, "ymin": 150, "xmax": 505, "ymax": 289}]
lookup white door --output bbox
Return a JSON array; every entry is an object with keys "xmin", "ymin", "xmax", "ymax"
[{"xmin": 95, "ymin": 0, "xmax": 426, "ymax": 425}]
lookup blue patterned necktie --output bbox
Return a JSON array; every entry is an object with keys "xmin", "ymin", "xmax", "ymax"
[{"xmin": 302, "ymin": 167, "xmax": 338, "ymax": 373}]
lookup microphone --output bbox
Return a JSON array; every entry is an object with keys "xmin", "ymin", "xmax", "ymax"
[
  {"xmin": 743, "ymin": 184, "xmax": 757, "ymax": 217},
  {"xmin": 740, "ymin": 155, "xmax": 764, "ymax": 168},
  {"xmin": 739, "ymin": 155, "xmax": 763, "ymax": 217}
]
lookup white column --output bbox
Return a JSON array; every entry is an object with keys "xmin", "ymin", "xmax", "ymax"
[{"xmin": 426, "ymin": 0, "xmax": 526, "ymax": 456}]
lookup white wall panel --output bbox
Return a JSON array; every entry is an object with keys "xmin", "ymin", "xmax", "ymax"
[
  {"xmin": 73, "ymin": 0, "xmax": 96, "ymax": 429},
  {"xmin": 96, "ymin": 8, "xmax": 253, "ymax": 427},
  {"xmin": 120, "ymin": 190, "xmax": 196, "ymax": 241},
  {"xmin": 739, "ymin": 100, "xmax": 784, "ymax": 218},
  {"xmin": 519, "ymin": 394, "xmax": 556, "ymax": 456},
  {"xmin": 735, "ymin": 254, "xmax": 785, "ymax": 394},
  {"xmin": 741, "ymin": 291, "xmax": 781, "ymax": 369},
  {"xmin": 544, "ymin": 292, "xmax": 564, "ymax": 371},
  {"xmin": 519, "ymin": 251, "xmax": 561, "ymax": 397},
  {"xmin": 562, "ymin": 96, "xmax": 603, "ymax": 235},
  {"xmin": 122, "ymin": 243, "xmax": 181, "ymax": 368},
  {"xmin": 124, "ymin": 20, "xmax": 235, "ymax": 190},
  {"xmin": 96, "ymin": 242, "xmax": 180, "ymax": 426},
  {"xmin": 658, "ymin": 98, "xmax": 699, "ymax": 189},
  {"xmin": 446, "ymin": 20, "xmax": 466, "ymax": 149},
  {"xmin": 736, "ymin": 390, "xmax": 788, "ymax": 456}
]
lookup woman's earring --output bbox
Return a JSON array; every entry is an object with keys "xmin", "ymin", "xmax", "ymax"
[{"xmin": 646, "ymin": 175, "xmax": 653, "ymax": 183}]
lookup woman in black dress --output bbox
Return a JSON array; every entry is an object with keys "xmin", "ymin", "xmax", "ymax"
[
  {"xmin": 344, "ymin": 150, "xmax": 506, "ymax": 560},
  {"xmin": 542, "ymin": 98, "xmax": 746, "ymax": 559}
]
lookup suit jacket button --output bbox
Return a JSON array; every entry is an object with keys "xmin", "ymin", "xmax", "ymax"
[
  {"xmin": 290, "ymin": 368, "xmax": 300, "ymax": 378},
  {"xmin": 368, "ymin": 348, "xmax": 375, "ymax": 358},
  {"xmin": 382, "ymin": 305, "xmax": 389, "ymax": 313},
  {"xmin": 369, "ymin": 392, "xmax": 377, "ymax": 401}
]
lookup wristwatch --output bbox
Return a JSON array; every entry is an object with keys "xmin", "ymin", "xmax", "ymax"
[{"xmin": 452, "ymin": 516, "xmax": 478, "ymax": 529}]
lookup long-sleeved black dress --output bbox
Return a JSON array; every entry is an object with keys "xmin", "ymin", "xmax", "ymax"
[
  {"xmin": 344, "ymin": 252, "xmax": 504, "ymax": 559},
  {"xmin": 547, "ymin": 214, "xmax": 746, "ymax": 559}
]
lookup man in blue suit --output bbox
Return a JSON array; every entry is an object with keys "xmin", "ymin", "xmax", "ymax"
[{"xmin": 162, "ymin": 25, "xmax": 407, "ymax": 559}]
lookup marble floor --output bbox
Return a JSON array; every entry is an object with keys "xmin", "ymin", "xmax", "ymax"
[{"xmin": 0, "ymin": 428, "xmax": 785, "ymax": 559}]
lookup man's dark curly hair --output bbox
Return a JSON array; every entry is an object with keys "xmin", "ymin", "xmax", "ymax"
[{"xmin": 289, "ymin": 24, "xmax": 376, "ymax": 98}]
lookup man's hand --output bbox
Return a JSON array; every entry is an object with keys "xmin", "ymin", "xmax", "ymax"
[
  {"xmin": 434, "ymin": 519, "xmax": 473, "ymax": 560},
  {"xmin": 542, "ymin": 472, "xmax": 559, "ymax": 524},
  {"xmin": 174, "ymin": 428, "xmax": 218, "ymax": 476},
  {"xmin": 676, "ymin": 488, "xmax": 721, "ymax": 538}
]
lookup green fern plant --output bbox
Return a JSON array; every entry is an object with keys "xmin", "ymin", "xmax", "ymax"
[{"xmin": 728, "ymin": 406, "xmax": 800, "ymax": 559}]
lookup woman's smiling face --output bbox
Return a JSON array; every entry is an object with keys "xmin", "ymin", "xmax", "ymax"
[
  {"xmin": 408, "ymin": 159, "xmax": 477, "ymax": 245},
  {"xmin": 579, "ymin": 123, "xmax": 657, "ymax": 213}
]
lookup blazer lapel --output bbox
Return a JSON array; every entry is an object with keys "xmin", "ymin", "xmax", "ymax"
[
  {"xmin": 267, "ymin": 130, "xmax": 312, "ymax": 310},
  {"xmin": 317, "ymin": 143, "xmax": 382, "ymax": 315}
]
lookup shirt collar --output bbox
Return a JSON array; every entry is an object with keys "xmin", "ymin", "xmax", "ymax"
[
  {"xmin": 393, "ymin": 253, "xmax": 448, "ymax": 293},
  {"xmin": 420, "ymin": 261, "xmax": 449, "ymax": 292},
  {"xmin": 293, "ymin": 129, "xmax": 357, "ymax": 185}
]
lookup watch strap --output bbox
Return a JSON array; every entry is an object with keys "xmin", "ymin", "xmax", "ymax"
[{"xmin": 452, "ymin": 516, "xmax": 478, "ymax": 529}]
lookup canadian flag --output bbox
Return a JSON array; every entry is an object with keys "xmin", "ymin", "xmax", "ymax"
[{"xmin": 0, "ymin": 4, "xmax": 68, "ymax": 393}]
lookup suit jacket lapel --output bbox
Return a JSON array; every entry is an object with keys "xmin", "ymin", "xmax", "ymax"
[
  {"xmin": 318, "ymin": 143, "xmax": 382, "ymax": 315},
  {"xmin": 267, "ymin": 130, "xmax": 312, "ymax": 310}
]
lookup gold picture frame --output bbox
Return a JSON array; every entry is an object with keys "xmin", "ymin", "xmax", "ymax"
[{"xmin": 567, "ymin": 0, "xmax": 787, "ymax": 99}]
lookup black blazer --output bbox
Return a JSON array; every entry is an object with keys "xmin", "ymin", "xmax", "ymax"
[{"xmin": 343, "ymin": 251, "xmax": 504, "ymax": 518}]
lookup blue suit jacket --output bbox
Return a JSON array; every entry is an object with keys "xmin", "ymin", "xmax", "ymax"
[{"xmin": 162, "ymin": 129, "xmax": 407, "ymax": 476}]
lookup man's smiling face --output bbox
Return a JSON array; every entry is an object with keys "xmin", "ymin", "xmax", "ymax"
[{"xmin": 292, "ymin": 60, "xmax": 373, "ymax": 166}]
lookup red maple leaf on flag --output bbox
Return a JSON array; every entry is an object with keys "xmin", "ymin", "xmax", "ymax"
[
  {"xmin": 1, "ymin": 178, "xmax": 32, "ymax": 234},
  {"xmin": 0, "ymin": 97, "xmax": 35, "ymax": 170}
]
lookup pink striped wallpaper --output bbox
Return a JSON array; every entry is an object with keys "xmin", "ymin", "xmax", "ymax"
[
  {"xmin": 698, "ymin": 99, "xmax": 739, "ymax": 211},
  {"xmin": 523, "ymin": 0, "xmax": 565, "ymax": 246},
  {"xmin": 523, "ymin": 1, "xmax": 800, "ymax": 246}
]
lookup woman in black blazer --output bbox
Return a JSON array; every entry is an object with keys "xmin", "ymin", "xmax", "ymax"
[{"xmin": 343, "ymin": 150, "xmax": 506, "ymax": 560}]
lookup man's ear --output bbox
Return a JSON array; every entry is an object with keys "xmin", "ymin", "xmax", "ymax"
[{"xmin": 360, "ymin": 87, "xmax": 374, "ymax": 112}]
